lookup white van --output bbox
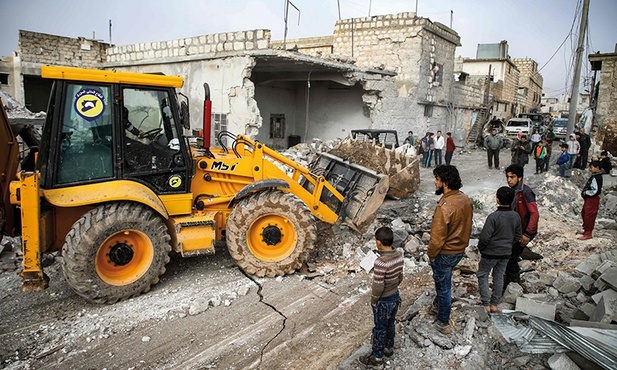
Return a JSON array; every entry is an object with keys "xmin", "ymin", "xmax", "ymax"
[{"xmin": 504, "ymin": 118, "xmax": 532, "ymax": 138}]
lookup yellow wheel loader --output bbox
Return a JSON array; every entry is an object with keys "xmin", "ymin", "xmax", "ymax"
[{"xmin": 0, "ymin": 66, "xmax": 389, "ymax": 304}]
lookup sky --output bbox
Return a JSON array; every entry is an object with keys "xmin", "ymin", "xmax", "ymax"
[{"xmin": 0, "ymin": 0, "xmax": 615, "ymax": 98}]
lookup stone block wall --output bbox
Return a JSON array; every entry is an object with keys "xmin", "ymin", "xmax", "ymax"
[
  {"xmin": 107, "ymin": 30, "xmax": 271, "ymax": 64},
  {"xmin": 331, "ymin": 13, "xmax": 461, "ymax": 136},
  {"xmin": 18, "ymin": 30, "xmax": 108, "ymax": 68},
  {"xmin": 595, "ymin": 58, "xmax": 617, "ymax": 153},
  {"xmin": 513, "ymin": 58, "xmax": 543, "ymax": 111},
  {"xmin": 271, "ymin": 36, "xmax": 334, "ymax": 56}
]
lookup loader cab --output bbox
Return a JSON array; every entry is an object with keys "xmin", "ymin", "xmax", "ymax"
[{"xmin": 38, "ymin": 67, "xmax": 190, "ymax": 194}]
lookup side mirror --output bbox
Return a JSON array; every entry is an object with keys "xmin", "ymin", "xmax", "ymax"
[{"xmin": 178, "ymin": 93, "xmax": 190, "ymax": 131}]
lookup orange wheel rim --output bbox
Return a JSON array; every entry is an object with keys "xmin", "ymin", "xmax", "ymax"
[
  {"xmin": 95, "ymin": 229, "xmax": 154, "ymax": 286},
  {"xmin": 247, "ymin": 213, "xmax": 297, "ymax": 262}
]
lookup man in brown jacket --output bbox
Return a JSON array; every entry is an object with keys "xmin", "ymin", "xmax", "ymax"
[{"xmin": 428, "ymin": 165, "xmax": 473, "ymax": 334}]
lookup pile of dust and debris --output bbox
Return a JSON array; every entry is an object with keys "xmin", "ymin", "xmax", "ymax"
[
  {"xmin": 1, "ymin": 146, "xmax": 617, "ymax": 369},
  {"xmin": 0, "ymin": 90, "xmax": 46, "ymax": 123}
]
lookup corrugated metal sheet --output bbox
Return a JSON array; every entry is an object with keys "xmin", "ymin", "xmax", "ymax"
[
  {"xmin": 491, "ymin": 311, "xmax": 617, "ymax": 370},
  {"xmin": 491, "ymin": 313, "xmax": 569, "ymax": 354},
  {"xmin": 530, "ymin": 316, "xmax": 617, "ymax": 370}
]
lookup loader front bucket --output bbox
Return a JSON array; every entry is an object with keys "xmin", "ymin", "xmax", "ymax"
[
  {"xmin": 0, "ymin": 97, "xmax": 19, "ymax": 236},
  {"xmin": 307, "ymin": 152, "xmax": 389, "ymax": 232}
]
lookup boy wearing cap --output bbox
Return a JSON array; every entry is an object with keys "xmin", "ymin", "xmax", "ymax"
[
  {"xmin": 567, "ymin": 133, "xmax": 580, "ymax": 170},
  {"xmin": 556, "ymin": 143, "xmax": 570, "ymax": 177}
]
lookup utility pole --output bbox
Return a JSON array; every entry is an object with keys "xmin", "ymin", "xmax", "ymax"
[
  {"xmin": 567, "ymin": 0, "xmax": 590, "ymax": 135},
  {"xmin": 109, "ymin": 20, "xmax": 112, "ymax": 44}
]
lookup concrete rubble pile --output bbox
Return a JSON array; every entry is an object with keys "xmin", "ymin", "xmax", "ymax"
[
  {"xmin": 0, "ymin": 90, "xmax": 46, "ymax": 124},
  {"xmin": 338, "ymin": 167, "xmax": 617, "ymax": 369}
]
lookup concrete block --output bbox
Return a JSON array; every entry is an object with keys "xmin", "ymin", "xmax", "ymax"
[
  {"xmin": 579, "ymin": 275, "xmax": 596, "ymax": 293},
  {"xmin": 502, "ymin": 283, "xmax": 524, "ymax": 304},
  {"xmin": 574, "ymin": 255, "xmax": 601, "ymax": 275},
  {"xmin": 589, "ymin": 296, "xmax": 615, "ymax": 324},
  {"xmin": 360, "ymin": 250, "xmax": 378, "ymax": 272},
  {"xmin": 553, "ymin": 272, "xmax": 581, "ymax": 294},
  {"xmin": 536, "ymin": 271, "xmax": 558, "ymax": 286},
  {"xmin": 463, "ymin": 305, "xmax": 489, "ymax": 322},
  {"xmin": 591, "ymin": 289, "xmax": 617, "ymax": 305},
  {"xmin": 547, "ymin": 353, "xmax": 581, "ymax": 370},
  {"xmin": 515, "ymin": 297, "xmax": 557, "ymax": 320},
  {"xmin": 572, "ymin": 302, "xmax": 596, "ymax": 321},
  {"xmin": 594, "ymin": 278, "xmax": 608, "ymax": 291},
  {"xmin": 599, "ymin": 267, "xmax": 617, "ymax": 290},
  {"xmin": 592, "ymin": 260, "xmax": 615, "ymax": 279}
]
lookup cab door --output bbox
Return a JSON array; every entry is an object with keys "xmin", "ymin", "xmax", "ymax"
[{"xmin": 119, "ymin": 86, "xmax": 190, "ymax": 193}]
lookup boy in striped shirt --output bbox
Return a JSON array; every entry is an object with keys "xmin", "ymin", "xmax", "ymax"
[{"xmin": 359, "ymin": 227, "xmax": 404, "ymax": 367}]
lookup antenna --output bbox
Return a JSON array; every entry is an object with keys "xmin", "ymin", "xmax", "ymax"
[
  {"xmin": 283, "ymin": 0, "xmax": 301, "ymax": 50},
  {"xmin": 109, "ymin": 19, "xmax": 112, "ymax": 44}
]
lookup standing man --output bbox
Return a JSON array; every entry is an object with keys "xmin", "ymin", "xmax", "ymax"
[
  {"xmin": 577, "ymin": 161, "xmax": 603, "ymax": 240},
  {"xmin": 484, "ymin": 128, "xmax": 503, "ymax": 170},
  {"xmin": 579, "ymin": 128, "xmax": 592, "ymax": 168},
  {"xmin": 504, "ymin": 164, "xmax": 541, "ymax": 289},
  {"xmin": 434, "ymin": 131, "xmax": 445, "ymax": 166},
  {"xmin": 359, "ymin": 226, "xmax": 404, "ymax": 367},
  {"xmin": 427, "ymin": 165, "xmax": 473, "ymax": 334},
  {"xmin": 567, "ymin": 133, "xmax": 580, "ymax": 170},
  {"xmin": 511, "ymin": 135, "xmax": 532, "ymax": 167},
  {"xmin": 425, "ymin": 132, "xmax": 435, "ymax": 168},
  {"xmin": 575, "ymin": 131, "xmax": 590, "ymax": 169},
  {"xmin": 445, "ymin": 132, "xmax": 456, "ymax": 165}
]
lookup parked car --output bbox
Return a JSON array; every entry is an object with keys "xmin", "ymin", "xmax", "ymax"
[
  {"xmin": 552, "ymin": 118, "xmax": 568, "ymax": 139},
  {"xmin": 503, "ymin": 118, "xmax": 532, "ymax": 138}
]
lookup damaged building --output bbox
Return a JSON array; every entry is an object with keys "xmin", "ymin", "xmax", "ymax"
[
  {"xmin": 2, "ymin": 12, "xmax": 468, "ymax": 148},
  {"xmin": 589, "ymin": 46, "xmax": 617, "ymax": 154}
]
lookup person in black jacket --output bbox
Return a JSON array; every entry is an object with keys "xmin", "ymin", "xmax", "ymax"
[
  {"xmin": 476, "ymin": 187, "xmax": 522, "ymax": 313},
  {"xmin": 577, "ymin": 161, "xmax": 603, "ymax": 240},
  {"xmin": 600, "ymin": 151, "xmax": 612, "ymax": 175}
]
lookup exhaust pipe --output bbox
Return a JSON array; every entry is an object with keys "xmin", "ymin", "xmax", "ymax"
[{"xmin": 202, "ymin": 83, "xmax": 212, "ymax": 149}]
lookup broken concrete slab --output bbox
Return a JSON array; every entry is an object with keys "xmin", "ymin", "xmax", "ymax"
[
  {"xmin": 599, "ymin": 267, "xmax": 617, "ymax": 290},
  {"xmin": 547, "ymin": 353, "xmax": 581, "ymax": 370},
  {"xmin": 553, "ymin": 272, "xmax": 581, "ymax": 294},
  {"xmin": 579, "ymin": 275, "xmax": 596, "ymax": 293},
  {"xmin": 592, "ymin": 260, "xmax": 616, "ymax": 279},
  {"xmin": 401, "ymin": 290, "xmax": 434, "ymax": 321},
  {"xmin": 463, "ymin": 316, "xmax": 476, "ymax": 343},
  {"xmin": 589, "ymin": 296, "xmax": 615, "ymax": 324},
  {"xmin": 536, "ymin": 271, "xmax": 558, "ymax": 286},
  {"xmin": 574, "ymin": 254, "xmax": 602, "ymax": 276},
  {"xmin": 502, "ymin": 283, "xmax": 524, "ymax": 304},
  {"xmin": 359, "ymin": 250, "xmax": 378, "ymax": 272},
  {"xmin": 462, "ymin": 305, "xmax": 489, "ymax": 322},
  {"xmin": 572, "ymin": 303, "xmax": 596, "ymax": 321},
  {"xmin": 591, "ymin": 289, "xmax": 617, "ymax": 305},
  {"xmin": 515, "ymin": 297, "xmax": 557, "ymax": 320}
]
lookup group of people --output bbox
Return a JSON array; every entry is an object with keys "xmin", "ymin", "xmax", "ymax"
[
  {"xmin": 485, "ymin": 123, "xmax": 609, "ymax": 180},
  {"xmin": 360, "ymin": 159, "xmax": 606, "ymax": 366},
  {"xmin": 416, "ymin": 131, "xmax": 456, "ymax": 168}
]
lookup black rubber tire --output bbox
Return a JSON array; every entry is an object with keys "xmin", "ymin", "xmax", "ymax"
[
  {"xmin": 226, "ymin": 190, "xmax": 316, "ymax": 278},
  {"xmin": 61, "ymin": 202, "xmax": 171, "ymax": 304}
]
